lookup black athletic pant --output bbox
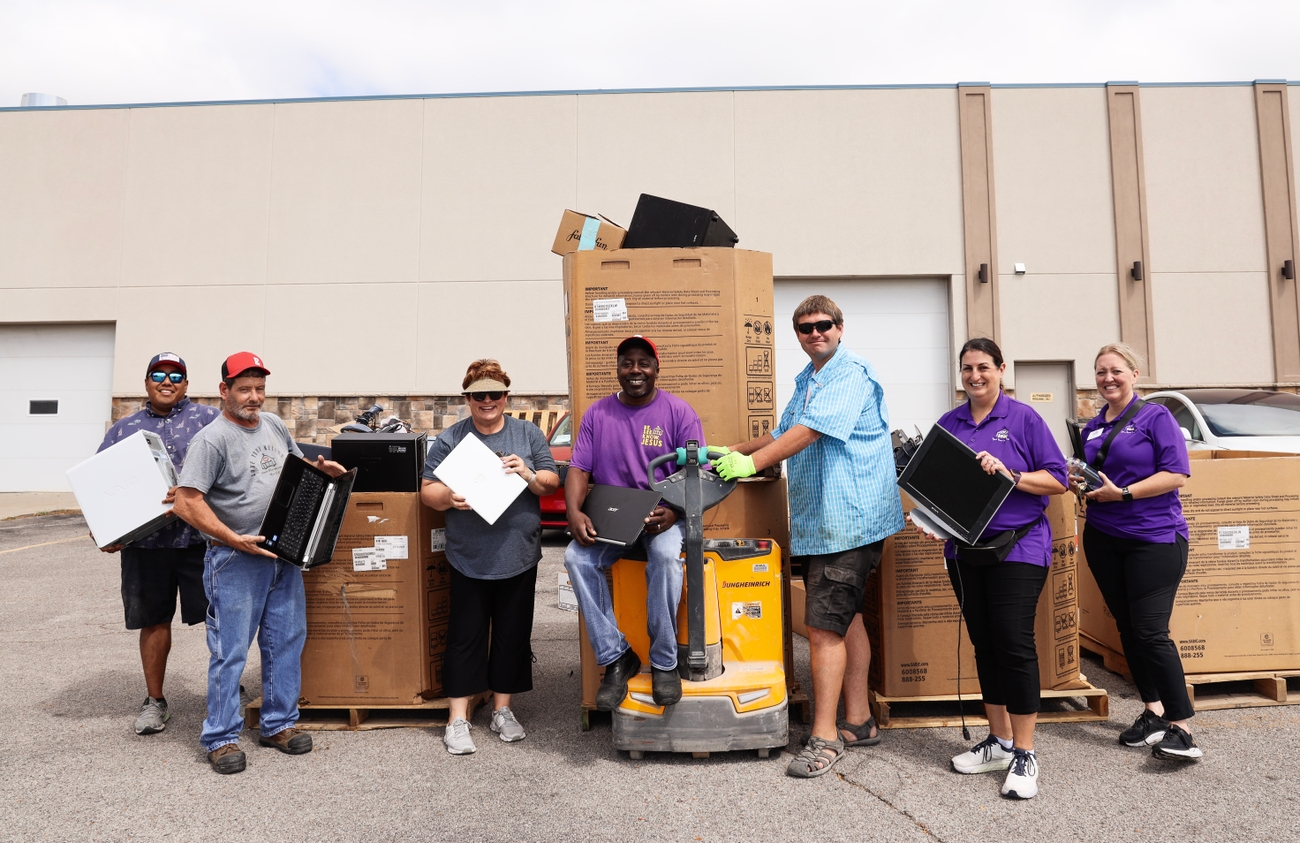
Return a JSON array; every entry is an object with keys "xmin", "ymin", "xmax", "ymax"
[
  {"xmin": 948, "ymin": 558, "xmax": 1049, "ymax": 715},
  {"xmin": 1083, "ymin": 523, "xmax": 1193, "ymax": 722},
  {"xmin": 442, "ymin": 564, "xmax": 538, "ymax": 699}
]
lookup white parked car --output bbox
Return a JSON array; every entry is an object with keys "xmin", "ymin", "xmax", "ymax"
[{"xmin": 1143, "ymin": 389, "xmax": 1300, "ymax": 454}]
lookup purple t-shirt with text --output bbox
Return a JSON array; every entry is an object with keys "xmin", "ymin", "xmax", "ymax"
[
  {"xmin": 1080, "ymin": 397, "xmax": 1190, "ymax": 543},
  {"xmin": 937, "ymin": 392, "xmax": 1068, "ymax": 566},
  {"xmin": 570, "ymin": 390, "xmax": 704, "ymax": 490}
]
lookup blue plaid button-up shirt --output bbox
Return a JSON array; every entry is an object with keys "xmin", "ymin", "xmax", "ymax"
[
  {"xmin": 97, "ymin": 398, "xmax": 220, "ymax": 548},
  {"xmin": 774, "ymin": 347, "xmax": 905, "ymax": 556}
]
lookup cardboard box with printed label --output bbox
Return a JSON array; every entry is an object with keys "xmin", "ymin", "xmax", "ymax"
[
  {"xmin": 551, "ymin": 210, "xmax": 626, "ymax": 256},
  {"xmin": 300, "ymin": 492, "xmax": 451, "ymax": 705},
  {"xmin": 1079, "ymin": 451, "xmax": 1300, "ymax": 673},
  {"xmin": 863, "ymin": 493, "xmax": 1080, "ymax": 697}
]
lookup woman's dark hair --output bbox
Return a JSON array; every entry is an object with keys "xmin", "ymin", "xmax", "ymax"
[{"xmin": 958, "ymin": 336, "xmax": 1003, "ymax": 368}]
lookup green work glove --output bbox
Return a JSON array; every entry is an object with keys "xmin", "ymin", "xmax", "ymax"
[
  {"xmin": 709, "ymin": 445, "xmax": 732, "ymax": 459},
  {"xmin": 714, "ymin": 451, "xmax": 756, "ymax": 480}
]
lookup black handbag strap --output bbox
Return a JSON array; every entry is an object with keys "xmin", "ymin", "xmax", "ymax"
[{"xmin": 1090, "ymin": 398, "xmax": 1145, "ymax": 472}]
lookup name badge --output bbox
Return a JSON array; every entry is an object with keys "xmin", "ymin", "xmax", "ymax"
[{"xmin": 1087, "ymin": 428, "xmax": 1105, "ymax": 441}]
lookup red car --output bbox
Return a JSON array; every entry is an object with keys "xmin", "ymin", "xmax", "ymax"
[{"xmin": 539, "ymin": 413, "xmax": 572, "ymax": 529}]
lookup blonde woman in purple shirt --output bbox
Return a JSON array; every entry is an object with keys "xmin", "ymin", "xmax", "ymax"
[
  {"xmin": 1071, "ymin": 343, "xmax": 1200, "ymax": 763},
  {"xmin": 921, "ymin": 338, "xmax": 1067, "ymax": 801}
]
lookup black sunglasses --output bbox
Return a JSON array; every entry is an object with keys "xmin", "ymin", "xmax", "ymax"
[
  {"xmin": 149, "ymin": 371, "xmax": 185, "ymax": 384},
  {"xmin": 796, "ymin": 319, "xmax": 837, "ymax": 335},
  {"xmin": 464, "ymin": 391, "xmax": 506, "ymax": 401}
]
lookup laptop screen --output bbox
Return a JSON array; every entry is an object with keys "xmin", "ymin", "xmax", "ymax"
[{"xmin": 898, "ymin": 424, "xmax": 1014, "ymax": 543}]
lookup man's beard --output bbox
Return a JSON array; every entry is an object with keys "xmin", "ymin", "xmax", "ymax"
[{"xmin": 226, "ymin": 398, "xmax": 261, "ymax": 422}]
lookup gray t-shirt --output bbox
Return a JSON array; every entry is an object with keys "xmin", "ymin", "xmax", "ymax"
[
  {"xmin": 179, "ymin": 412, "xmax": 303, "ymax": 538},
  {"xmin": 423, "ymin": 416, "xmax": 556, "ymax": 580}
]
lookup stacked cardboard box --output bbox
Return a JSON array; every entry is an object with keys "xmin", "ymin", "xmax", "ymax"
[
  {"xmin": 863, "ymin": 493, "xmax": 1080, "ymax": 697},
  {"xmin": 300, "ymin": 493, "xmax": 452, "ymax": 705},
  {"xmin": 1079, "ymin": 451, "xmax": 1300, "ymax": 672}
]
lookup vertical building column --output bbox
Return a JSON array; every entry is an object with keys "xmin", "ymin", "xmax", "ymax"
[
  {"xmin": 1253, "ymin": 81, "xmax": 1300, "ymax": 382},
  {"xmin": 958, "ymin": 84, "xmax": 1000, "ymax": 342},
  {"xmin": 1105, "ymin": 83, "xmax": 1158, "ymax": 382}
]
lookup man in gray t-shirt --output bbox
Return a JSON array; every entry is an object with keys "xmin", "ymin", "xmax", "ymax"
[{"xmin": 174, "ymin": 352, "xmax": 346, "ymax": 775}]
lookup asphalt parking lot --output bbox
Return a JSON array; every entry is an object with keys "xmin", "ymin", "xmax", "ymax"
[{"xmin": 3, "ymin": 511, "xmax": 1298, "ymax": 843}]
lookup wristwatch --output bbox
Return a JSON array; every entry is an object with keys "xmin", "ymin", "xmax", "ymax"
[
  {"xmin": 1120, "ymin": 486, "xmax": 1134, "ymax": 503},
  {"xmin": 1010, "ymin": 469, "xmax": 1022, "ymax": 487}
]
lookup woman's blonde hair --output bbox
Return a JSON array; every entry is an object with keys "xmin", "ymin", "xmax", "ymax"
[
  {"xmin": 1094, "ymin": 343, "xmax": 1143, "ymax": 374},
  {"xmin": 461, "ymin": 358, "xmax": 511, "ymax": 390}
]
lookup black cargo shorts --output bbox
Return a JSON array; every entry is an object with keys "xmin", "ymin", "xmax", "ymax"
[{"xmin": 795, "ymin": 540, "xmax": 885, "ymax": 637}]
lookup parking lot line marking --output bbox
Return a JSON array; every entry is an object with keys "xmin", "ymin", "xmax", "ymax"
[{"xmin": 0, "ymin": 536, "xmax": 86, "ymax": 556}]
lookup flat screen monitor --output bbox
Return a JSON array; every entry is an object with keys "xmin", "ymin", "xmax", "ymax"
[{"xmin": 896, "ymin": 423, "xmax": 1015, "ymax": 545}]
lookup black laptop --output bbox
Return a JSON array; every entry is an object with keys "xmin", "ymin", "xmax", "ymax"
[
  {"xmin": 581, "ymin": 485, "xmax": 664, "ymax": 546},
  {"xmin": 896, "ymin": 424, "xmax": 1015, "ymax": 544},
  {"xmin": 259, "ymin": 457, "xmax": 357, "ymax": 569}
]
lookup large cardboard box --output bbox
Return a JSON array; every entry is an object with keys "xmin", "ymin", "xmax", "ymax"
[
  {"xmin": 300, "ymin": 493, "xmax": 452, "ymax": 705},
  {"xmin": 563, "ymin": 247, "xmax": 778, "ymax": 450},
  {"xmin": 864, "ymin": 493, "xmax": 1080, "ymax": 697},
  {"xmin": 1079, "ymin": 451, "xmax": 1300, "ymax": 673},
  {"xmin": 702, "ymin": 477, "xmax": 790, "ymax": 550}
]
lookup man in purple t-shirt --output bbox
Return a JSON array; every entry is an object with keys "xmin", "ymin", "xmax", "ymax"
[{"xmin": 564, "ymin": 335, "xmax": 704, "ymax": 711}]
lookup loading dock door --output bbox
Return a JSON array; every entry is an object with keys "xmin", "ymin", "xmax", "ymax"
[
  {"xmin": 0, "ymin": 324, "xmax": 116, "ymax": 492},
  {"xmin": 773, "ymin": 279, "xmax": 951, "ymax": 438}
]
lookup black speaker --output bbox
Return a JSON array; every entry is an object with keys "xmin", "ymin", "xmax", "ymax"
[
  {"xmin": 331, "ymin": 432, "xmax": 428, "ymax": 492},
  {"xmin": 621, "ymin": 194, "xmax": 739, "ymax": 249}
]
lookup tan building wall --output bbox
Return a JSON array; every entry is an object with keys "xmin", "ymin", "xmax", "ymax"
[{"xmin": 2, "ymin": 82, "xmax": 1298, "ymax": 421}]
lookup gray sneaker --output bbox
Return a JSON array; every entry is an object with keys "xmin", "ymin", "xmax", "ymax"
[
  {"xmin": 490, "ymin": 707, "xmax": 526, "ymax": 742},
  {"xmin": 134, "ymin": 697, "xmax": 169, "ymax": 735},
  {"xmin": 443, "ymin": 718, "xmax": 476, "ymax": 755}
]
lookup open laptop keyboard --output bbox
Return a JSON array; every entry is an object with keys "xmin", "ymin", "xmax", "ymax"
[{"xmin": 279, "ymin": 470, "xmax": 326, "ymax": 560}]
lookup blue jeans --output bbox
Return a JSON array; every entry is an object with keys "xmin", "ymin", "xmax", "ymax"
[
  {"xmin": 564, "ymin": 523, "xmax": 684, "ymax": 671},
  {"xmin": 200, "ymin": 545, "xmax": 306, "ymax": 751}
]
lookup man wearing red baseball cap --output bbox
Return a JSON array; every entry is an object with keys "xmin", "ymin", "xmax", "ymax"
[
  {"xmin": 93, "ymin": 352, "xmax": 219, "ymax": 737},
  {"xmin": 564, "ymin": 335, "xmax": 704, "ymax": 710},
  {"xmin": 174, "ymin": 352, "xmax": 347, "ymax": 774}
]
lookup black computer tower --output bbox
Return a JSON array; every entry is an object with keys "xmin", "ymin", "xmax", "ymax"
[
  {"xmin": 621, "ymin": 194, "xmax": 739, "ymax": 249},
  {"xmin": 330, "ymin": 433, "xmax": 428, "ymax": 492}
]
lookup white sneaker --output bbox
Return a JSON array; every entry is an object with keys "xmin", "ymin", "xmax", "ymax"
[
  {"xmin": 951, "ymin": 734, "xmax": 1013, "ymax": 774},
  {"xmin": 443, "ymin": 718, "xmax": 476, "ymax": 755},
  {"xmin": 490, "ymin": 706, "xmax": 526, "ymax": 742},
  {"xmin": 1000, "ymin": 748, "xmax": 1038, "ymax": 800}
]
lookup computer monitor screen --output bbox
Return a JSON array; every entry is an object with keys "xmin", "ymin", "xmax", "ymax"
[{"xmin": 897, "ymin": 424, "xmax": 1014, "ymax": 543}]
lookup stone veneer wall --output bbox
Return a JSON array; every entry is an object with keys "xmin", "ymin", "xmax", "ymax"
[{"xmin": 111, "ymin": 395, "xmax": 570, "ymax": 444}]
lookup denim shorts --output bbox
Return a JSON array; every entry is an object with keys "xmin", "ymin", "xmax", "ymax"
[{"xmin": 795, "ymin": 540, "xmax": 885, "ymax": 637}]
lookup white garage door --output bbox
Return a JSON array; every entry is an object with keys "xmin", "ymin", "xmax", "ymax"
[
  {"xmin": 0, "ymin": 324, "xmax": 116, "ymax": 492},
  {"xmin": 773, "ymin": 279, "xmax": 951, "ymax": 438}
]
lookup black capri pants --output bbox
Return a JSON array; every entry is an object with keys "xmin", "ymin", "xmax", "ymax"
[
  {"xmin": 948, "ymin": 558, "xmax": 1049, "ymax": 715},
  {"xmin": 442, "ymin": 564, "xmax": 538, "ymax": 699},
  {"xmin": 1083, "ymin": 522, "xmax": 1193, "ymax": 722}
]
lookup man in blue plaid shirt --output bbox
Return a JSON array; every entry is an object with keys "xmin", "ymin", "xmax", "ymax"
[
  {"xmin": 718, "ymin": 295, "xmax": 904, "ymax": 778},
  {"xmin": 94, "ymin": 352, "xmax": 219, "ymax": 736}
]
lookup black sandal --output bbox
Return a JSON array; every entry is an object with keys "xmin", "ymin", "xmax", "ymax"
[
  {"xmin": 786, "ymin": 736, "xmax": 846, "ymax": 778},
  {"xmin": 838, "ymin": 716, "xmax": 882, "ymax": 746}
]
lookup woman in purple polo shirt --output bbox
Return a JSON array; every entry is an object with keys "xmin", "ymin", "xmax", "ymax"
[
  {"xmin": 926, "ymin": 337, "xmax": 1067, "ymax": 801},
  {"xmin": 1071, "ymin": 343, "xmax": 1200, "ymax": 762}
]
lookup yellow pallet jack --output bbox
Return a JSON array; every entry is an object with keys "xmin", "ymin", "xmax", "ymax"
[{"xmin": 610, "ymin": 441, "xmax": 788, "ymax": 758}]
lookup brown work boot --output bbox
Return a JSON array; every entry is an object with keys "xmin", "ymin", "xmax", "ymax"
[
  {"xmin": 208, "ymin": 743, "xmax": 247, "ymax": 774},
  {"xmin": 258, "ymin": 727, "xmax": 313, "ymax": 755}
]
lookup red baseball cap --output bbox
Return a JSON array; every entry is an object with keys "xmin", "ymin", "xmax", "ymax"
[
  {"xmin": 616, "ymin": 335, "xmax": 658, "ymax": 360},
  {"xmin": 221, "ymin": 351, "xmax": 270, "ymax": 380}
]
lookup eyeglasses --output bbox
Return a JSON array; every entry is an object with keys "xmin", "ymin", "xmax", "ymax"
[
  {"xmin": 149, "ymin": 372, "xmax": 185, "ymax": 384},
  {"xmin": 464, "ymin": 391, "xmax": 506, "ymax": 401},
  {"xmin": 796, "ymin": 319, "xmax": 836, "ymax": 335}
]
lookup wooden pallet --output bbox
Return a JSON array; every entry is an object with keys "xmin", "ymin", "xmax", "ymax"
[
  {"xmin": 1080, "ymin": 632, "xmax": 1300, "ymax": 711},
  {"xmin": 503, "ymin": 409, "xmax": 562, "ymax": 434},
  {"xmin": 869, "ymin": 680, "xmax": 1109, "ymax": 729},
  {"xmin": 246, "ymin": 693, "xmax": 487, "ymax": 732}
]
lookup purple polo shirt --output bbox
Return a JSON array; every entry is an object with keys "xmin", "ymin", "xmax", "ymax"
[
  {"xmin": 570, "ymin": 390, "xmax": 704, "ymax": 490},
  {"xmin": 937, "ymin": 392, "xmax": 1068, "ymax": 566},
  {"xmin": 1080, "ymin": 396, "xmax": 1190, "ymax": 543}
]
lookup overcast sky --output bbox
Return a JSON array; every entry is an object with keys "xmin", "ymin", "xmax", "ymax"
[{"xmin": 2, "ymin": 1, "xmax": 1297, "ymax": 107}]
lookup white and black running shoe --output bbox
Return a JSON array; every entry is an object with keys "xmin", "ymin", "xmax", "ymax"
[
  {"xmin": 1118, "ymin": 709, "xmax": 1169, "ymax": 747},
  {"xmin": 951, "ymin": 734, "xmax": 1014, "ymax": 774},
  {"xmin": 1000, "ymin": 748, "xmax": 1039, "ymax": 800},
  {"xmin": 1152, "ymin": 724, "xmax": 1203, "ymax": 762}
]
